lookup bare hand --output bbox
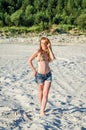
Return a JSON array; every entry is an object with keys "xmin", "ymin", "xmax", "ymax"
[
  {"xmin": 33, "ymin": 69, "xmax": 37, "ymax": 76},
  {"xmin": 47, "ymin": 43, "xmax": 51, "ymax": 49}
]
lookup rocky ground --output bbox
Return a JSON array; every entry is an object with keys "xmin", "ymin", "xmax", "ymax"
[{"xmin": 0, "ymin": 33, "xmax": 86, "ymax": 45}]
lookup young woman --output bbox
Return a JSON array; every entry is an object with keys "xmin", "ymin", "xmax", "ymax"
[{"xmin": 28, "ymin": 37, "xmax": 55, "ymax": 116}]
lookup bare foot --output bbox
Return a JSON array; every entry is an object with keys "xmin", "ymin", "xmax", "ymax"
[{"xmin": 40, "ymin": 111, "xmax": 45, "ymax": 116}]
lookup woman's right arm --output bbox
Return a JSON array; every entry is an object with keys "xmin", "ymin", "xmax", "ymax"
[{"xmin": 28, "ymin": 50, "xmax": 38, "ymax": 76}]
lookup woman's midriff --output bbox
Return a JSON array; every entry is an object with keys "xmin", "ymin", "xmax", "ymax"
[{"xmin": 37, "ymin": 61, "xmax": 50, "ymax": 74}]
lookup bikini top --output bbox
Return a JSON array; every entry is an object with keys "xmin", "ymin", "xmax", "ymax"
[{"xmin": 37, "ymin": 52, "xmax": 49, "ymax": 62}]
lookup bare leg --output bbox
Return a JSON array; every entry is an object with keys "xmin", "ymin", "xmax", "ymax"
[
  {"xmin": 38, "ymin": 84, "xmax": 44, "ymax": 107},
  {"xmin": 40, "ymin": 81, "xmax": 51, "ymax": 116}
]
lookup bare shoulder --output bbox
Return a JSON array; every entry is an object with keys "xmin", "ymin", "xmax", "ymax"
[
  {"xmin": 29, "ymin": 49, "xmax": 39, "ymax": 61},
  {"xmin": 34, "ymin": 49, "xmax": 39, "ymax": 56}
]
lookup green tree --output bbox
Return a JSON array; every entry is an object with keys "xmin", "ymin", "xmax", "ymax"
[
  {"xmin": 35, "ymin": 11, "xmax": 49, "ymax": 30},
  {"xmin": 8, "ymin": 6, "xmax": 15, "ymax": 14},
  {"xmin": 81, "ymin": 0, "xmax": 86, "ymax": 9},
  {"xmin": 66, "ymin": 0, "xmax": 75, "ymax": 15},
  {"xmin": 22, "ymin": 0, "xmax": 34, "ymax": 10},
  {"xmin": 53, "ymin": 14, "xmax": 63, "ymax": 24},
  {"xmin": 74, "ymin": 0, "xmax": 82, "ymax": 8},
  {"xmin": 0, "ymin": 12, "xmax": 4, "ymax": 25},
  {"xmin": 34, "ymin": 0, "xmax": 48, "ymax": 11},
  {"xmin": 25, "ymin": 5, "xmax": 34, "ymax": 17},
  {"xmin": 47, "ymin": 0, "xmax": 57, "ymax": 23},
  {"xmin": 11, "ymin": 9, "xmax": 23, "ymax": 26},
  {"xmin": 4, "ymin": 12, "xmax": 11, "ymax": 26},
  {"xmin": 0, "ymin": 12, "xmax": 3, "ymax": 20},
  {"xmin": 56, "ymin": 0, "xmax": 64, "ymax": 14},
  {"xmin": 0, "ymin": 20, "xmax": 3, "ymax": 26}
]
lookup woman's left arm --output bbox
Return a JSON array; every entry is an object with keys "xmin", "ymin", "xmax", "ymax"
[{"xmin": 48, "ymin": 45, "xmax": 56, "ymax": 61}]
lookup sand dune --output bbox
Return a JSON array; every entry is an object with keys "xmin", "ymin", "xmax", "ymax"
[{"xmin": 0, "ymin": 42, "xmax": 86, "ymax": 130}]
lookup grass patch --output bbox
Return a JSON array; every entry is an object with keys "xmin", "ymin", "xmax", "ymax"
[
  {"xmin": 0, "ymin": 24, "xmax": 85, "ymax": 37},
  {"xmin": 0, "ymin": 25, "xmax": 43, "ymax": 37},
  {"xmin": 57, "ymin": 24, "xmax": 75, "ymax": 32}
]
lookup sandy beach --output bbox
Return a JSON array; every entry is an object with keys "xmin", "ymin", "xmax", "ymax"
[{"xmin": 0, "ymin": 35, "xmax": 86, "ymax": 130}]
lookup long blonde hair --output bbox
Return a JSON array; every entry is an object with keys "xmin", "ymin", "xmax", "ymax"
[{"xmin": 38, "ymin": 37, "xmax": 52, "ymax": 62}]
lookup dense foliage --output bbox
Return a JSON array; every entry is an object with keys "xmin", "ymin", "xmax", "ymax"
[{"xmin": 0, "ymin": 0, "xmax": 86, "ymax": 30}]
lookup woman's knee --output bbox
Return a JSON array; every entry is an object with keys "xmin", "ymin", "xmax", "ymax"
[{"xmin": 43, "ymin": 90, "xmax": 48, "ymax": 98}]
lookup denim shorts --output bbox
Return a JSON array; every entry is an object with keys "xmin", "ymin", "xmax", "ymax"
[{"xmin": 35, "ymin": 71, "xmax": 52, "ymax": 84}]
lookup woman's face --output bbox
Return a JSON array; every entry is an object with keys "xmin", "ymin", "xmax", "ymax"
[{"xmin": 41, "ymin": 39, "xmax": 48, "ymax": 51}]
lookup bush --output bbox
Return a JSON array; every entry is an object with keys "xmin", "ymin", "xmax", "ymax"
[{"xmin": 76, "ymin": 14, "xmax": 86, "ymax": 29}]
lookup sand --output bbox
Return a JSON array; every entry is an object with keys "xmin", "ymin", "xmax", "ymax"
[{"xmin": 0, "ymin": 35, "xmax": 86, "ymax": 130}]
